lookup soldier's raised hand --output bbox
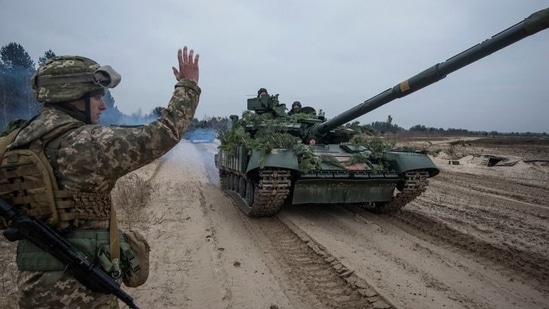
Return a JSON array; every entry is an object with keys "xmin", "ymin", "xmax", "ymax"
[{"xmin": 172, "ymin": 46, "xmax": 199, "ymax": 83}]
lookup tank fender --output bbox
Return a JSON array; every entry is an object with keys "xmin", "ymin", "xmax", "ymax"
[
  {"xmin": 246, "ymin": 149, "xmax": 300, "ymax": 174},
  {"xmin": 385, "ymin": 151, "xmax": 440, "ymax": 177}
]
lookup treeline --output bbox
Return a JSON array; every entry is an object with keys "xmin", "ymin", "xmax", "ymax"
[
  {"xmin": 0, "ymin": 42, "xmax": 43, "ymax": 128},
  {"xmin": 406, "ymin": 124, "xmax": 547, "ymax": 137},
  {"xmin": 193, "ymin": 115, "xmax": 547, "ymax": 137}
]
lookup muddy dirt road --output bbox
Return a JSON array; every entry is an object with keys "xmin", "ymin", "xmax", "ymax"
[
  {"xmin": 1, "ymin": 137, "xmax": 548, "ymax": 308},
  {"xmin": 125, "ymin": 138, "xmax": 549, "ymax": 309}
]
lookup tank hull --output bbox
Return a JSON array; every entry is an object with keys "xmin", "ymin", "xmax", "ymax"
[{"xmin": 215, "ymin": 145, "xmax": 438, "ymax": 215}]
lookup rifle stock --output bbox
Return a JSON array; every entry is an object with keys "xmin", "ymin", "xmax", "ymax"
[{"xmin": 0, "ymin": 198, "xmax": 139, "ymax": 309}]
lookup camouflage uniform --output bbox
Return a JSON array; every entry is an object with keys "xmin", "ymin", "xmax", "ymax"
[{"xmin": 9, "ymin": 56, "xmax": 200, "ymax": 308}]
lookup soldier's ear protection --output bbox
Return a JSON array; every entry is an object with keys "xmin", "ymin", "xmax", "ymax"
[{"xmin": 94, "ymin": 65, "xmax": 121, "ymax": 88}]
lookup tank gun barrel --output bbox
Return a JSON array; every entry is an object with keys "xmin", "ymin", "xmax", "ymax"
[{"xmin": 315, "ymin": 8, "xmax": 549, "ymax": 135}]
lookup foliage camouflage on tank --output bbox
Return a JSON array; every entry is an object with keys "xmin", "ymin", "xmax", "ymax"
[
  {"xmin": 215, "ymin": 92, "xmax": 439, "ymax": 217},
  {"xmin": 218, "ymin": 111, "xmax": 394, "ymax": 174}
]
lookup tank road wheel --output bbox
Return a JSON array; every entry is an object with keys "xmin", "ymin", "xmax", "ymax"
[
  {"xmin": 229, "ymin": 173, "xmax": 236, "ymax": 191},
  {"xmin": 246, "ymin": 179, "xmax": 255, "ymax": 205},
  {"xmin": 233, "ymin": 174, "xmax": 239, "ymax": 191},
  {"xmin": 238, "ymin": 176, "xmax": 246, "ymax": 197},
  {"xmin": 219, "ymin": 170, "xmax": 227, "ymax": 190},
  {"xmin": 245, "ymin": 178, "xmax": 255, "ymax": 207}
]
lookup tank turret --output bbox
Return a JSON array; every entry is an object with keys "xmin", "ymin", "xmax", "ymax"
[
  {"xmin": 215, "ymin": 8, "xmax": 549, "ymax": 217},
  {"xmin": 247, "ymin": 94, "xmax": 287, "ymax": 117}
]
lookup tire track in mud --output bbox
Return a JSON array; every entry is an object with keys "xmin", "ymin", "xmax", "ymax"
[
  {"xmin": 415, "ymin": 193, "xmax": 549, "ymax": 251},
  {"xmin": 421, "ymin": 175, "xmax": 549, "ymax": 256},
  {"xmin": 435, "ymin": 171, "xmax": 549, "ymax": 215},
  {"xmin": 244, "ymin": 215, "xmax": 394, "ymax": 309},
  {"xmin": 282, "ymin": 204, "xmax": 539, "ymax": 309},
  {"xmin": 392, "ymin": 208, "xmax": 549, "ymax": 292},
  {"xmin": 389, "ymin": 166, "xmax": 549, "ymax": 291},
  {"xmin": 439, "ymin": 203, "xmax": 543, "ymax": 247},
  {"xmin": 386, "ymin": 168, "xmax": 549, "ymax": 294}
]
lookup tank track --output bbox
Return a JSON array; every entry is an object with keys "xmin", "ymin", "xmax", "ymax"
[
  {"xmin": 221, "ymin": 168, "xmax": 291, "ymax": 217},
  {"xmin": 377, "ymin": 170, "xmax": 430, "ymax": 213}
]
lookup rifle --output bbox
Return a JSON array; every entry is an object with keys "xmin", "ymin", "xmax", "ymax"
[{"xmin": 0, "ymin": 198, "xmax": 139, "ymax": 309}]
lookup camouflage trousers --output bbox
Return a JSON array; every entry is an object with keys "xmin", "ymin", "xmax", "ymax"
[{"xmin": 17, "ymin": 270, "xmax": 119, "ymax": 309}]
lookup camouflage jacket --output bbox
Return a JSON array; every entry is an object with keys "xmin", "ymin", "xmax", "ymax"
[{"xmin": 9, "ymin": 78, "xmax": 200, "ymax": 207}]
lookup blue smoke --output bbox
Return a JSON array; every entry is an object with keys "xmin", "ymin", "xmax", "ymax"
[{"xmin": 183, "ymin": 128, "xmax": 217, "ymax": 143}]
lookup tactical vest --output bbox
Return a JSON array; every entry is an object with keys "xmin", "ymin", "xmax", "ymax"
[
  {"xmin": 0, "ymin": 121, "xmax": 111, "ymax": 230},
  {"xmin": 0, "ymin": 121, "xmax": 147, "ymax": 283}
]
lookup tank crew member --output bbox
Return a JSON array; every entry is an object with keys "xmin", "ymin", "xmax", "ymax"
[
  {"xmin": 288, "ymin": 101, "xmax": 302, "ymax": 115},
  {"xmin": 257, "ymin": 88, "xmax": 269, "ymax": 98}
]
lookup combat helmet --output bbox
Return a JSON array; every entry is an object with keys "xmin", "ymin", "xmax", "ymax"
[
  {"xmin": 31, "ymin": 56, "xmax": 121, "ymax": 103},
  {"xmin": 257, "ymin": 88, "xmax": 268, "ymax": 98}
]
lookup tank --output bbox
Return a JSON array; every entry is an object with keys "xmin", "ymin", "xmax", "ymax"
[{"xmin": 214, "ymin": 8, "xmax": 549, "ymax": 217}]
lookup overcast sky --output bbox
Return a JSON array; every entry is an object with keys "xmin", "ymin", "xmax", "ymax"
[{"xmin": 1, "ymin": 0, "xmax": 548, "ymax": 133}]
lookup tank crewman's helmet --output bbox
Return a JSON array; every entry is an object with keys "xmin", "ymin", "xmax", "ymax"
[
  {"xmin": 257, "ymin": 88, "xmax": 268, "ymax": 98},
  {"xmin": 292, "ymin": 101, "xmax": 302, "ymax": 109},
  {"xmin": 31, "ymin": 56, "xmax": 121, "ymax": 103}
]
